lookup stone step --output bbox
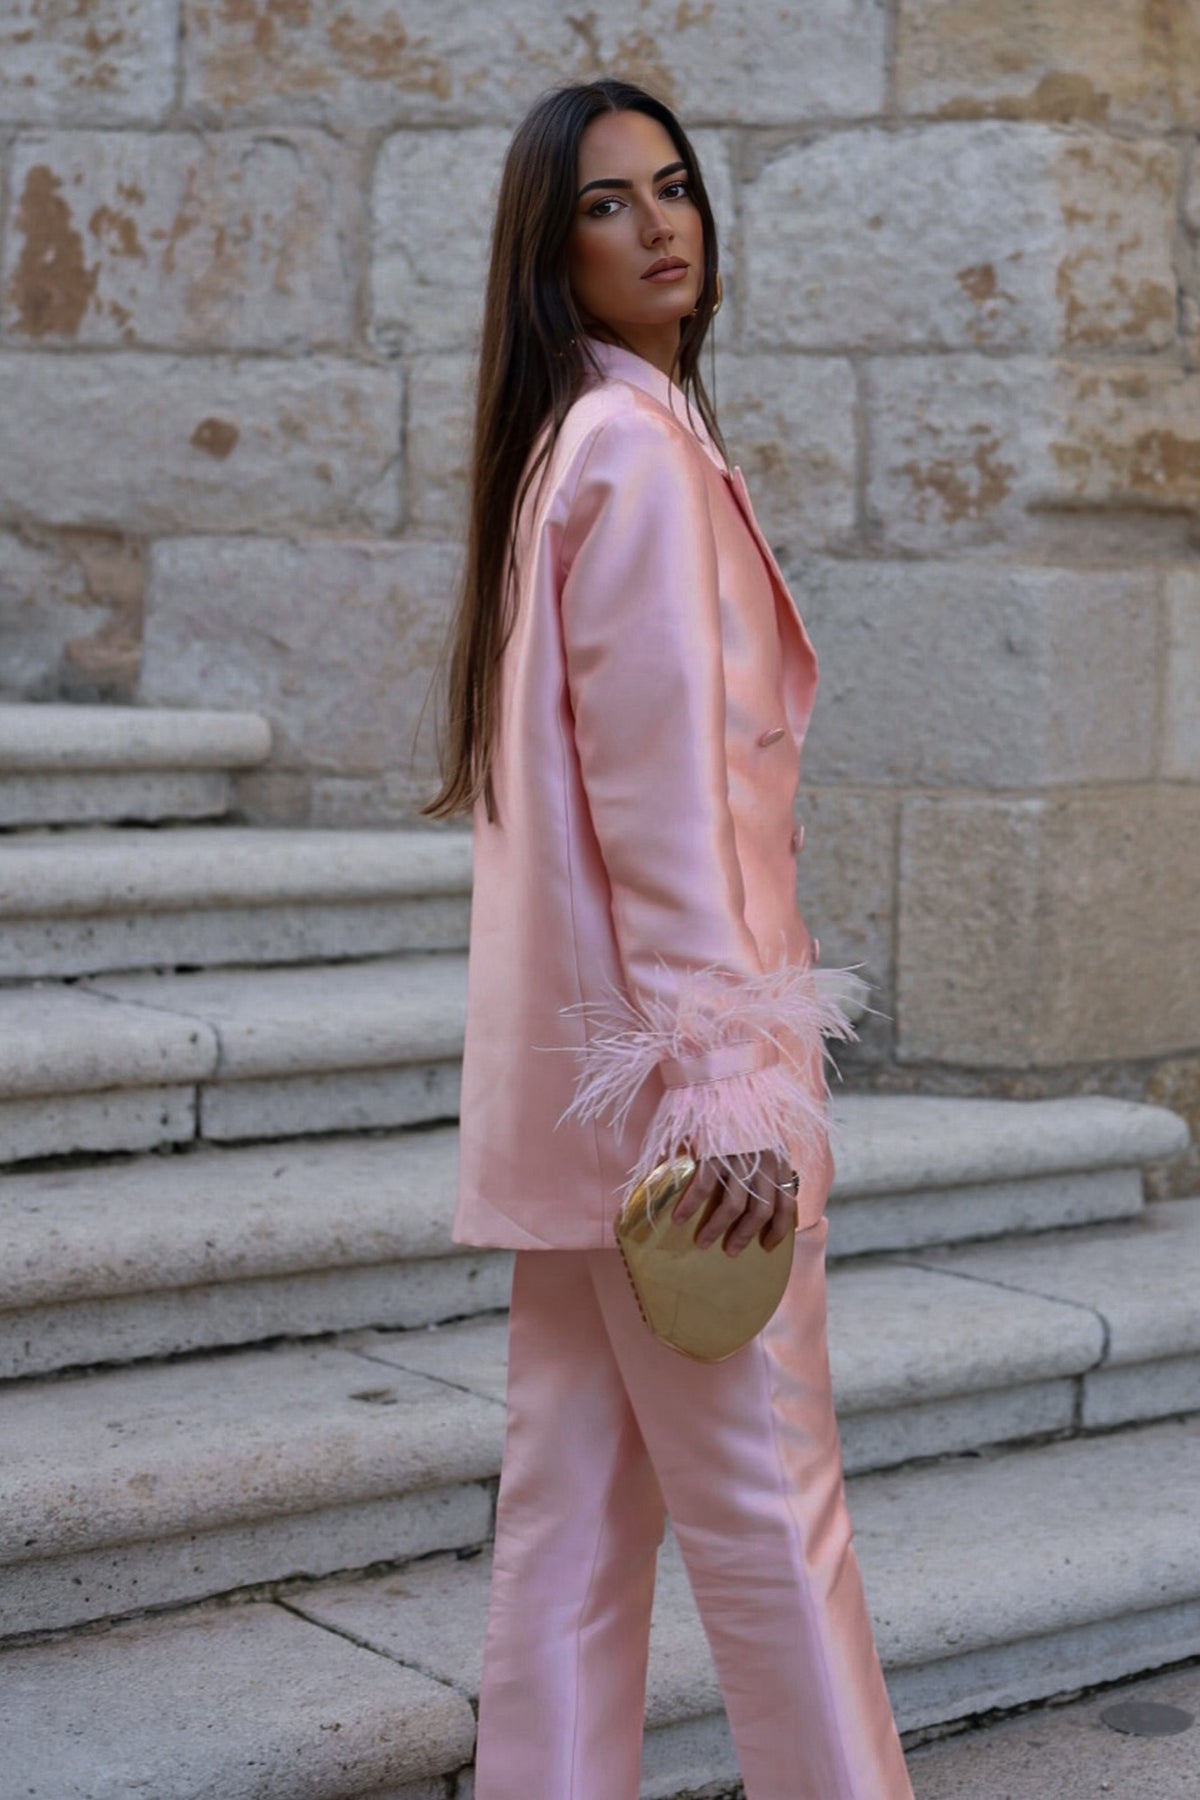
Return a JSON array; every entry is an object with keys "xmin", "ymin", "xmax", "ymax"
[
  {"xmin": 0, "ymin": 953, "xmax": 468, "ymax": 1163},
  {"xmin": 0, "ymin": 1098, "xmax": 1185, "ymax": 1376},
  {"xmin": 901, "ymin": 1662, "xmax": 1200, "ymax": 1797},
  {"xmin": 0, "ymin": 1332, "xmax": 502, "ymax": 1639},
  {"xmin": 0, "ymin": 939, "xmax": 1184, "ymax": 1185},
  {"xmin": 0, "ymin": 1127, "xmax": 512, "ymax": 1378},
  {"xmin": 2, "ymin": 1415, "xmax": 1197, "ymax": 1798},
  {"xmin": 4, "ymin": 1198, "xmax": 1197, "ymax": 1638},
  {"xmin": 291, "ymin": 1416, "xmax": 1200, "ymax": 1790},
  {"xmin": 0, "ymin": 825, "xmax": 473, "ymax": 977},
  {"xmin": 0, "ymin": 704, "xmax": 271, "ymax": 828},
  {"xmin": 347, "ymin": 1194, "xmax": 1200, "ymax": 1479}
]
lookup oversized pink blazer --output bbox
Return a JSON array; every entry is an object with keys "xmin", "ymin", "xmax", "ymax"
[{"xmin": 452, "ymin": 335, "xmax": 864, "ymax": 1251}]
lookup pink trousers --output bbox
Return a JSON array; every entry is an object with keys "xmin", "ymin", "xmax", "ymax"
[{"xmin": 473, "ymin": 1214, "xmax": 915, "ymax": 1799}]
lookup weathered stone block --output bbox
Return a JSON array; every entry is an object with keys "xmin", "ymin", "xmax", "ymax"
[
  {"xmin": 743, "ymin": 124, "xmax": 1177, "ymax": 352},
  {"xmin": 180, "ymin": 0, "xmax": 885, "ymax": 128},
  {"xmin": 896, "ymin": 0, "xmax": 1200, "ymax": 130},
  {"xmin": 0, "ymin": 0, "xmax": 176, "ymax": 126},
  {"xmin": 795, "ymin": 787, "xmax": 897, "ymax": 1055},
  {"xmin": 1146, "ymin": 1056, "xmax": 1200, "ymax": 1201},
  {"xmin": 310, "ymin": 771, "xmax": 442, "ymax": 828},
  {"xmin": 899, "ymin": 796, "xmax": 1042, "ymax": 1068},
  {"xmin": 797, "ymin": 559, "xmax": 1159, "ymax": 786},
  {"xmin": 407, "ymin": 353, "xmax": 474, "ymax": 537},
  {"xmin": 715, "ymin": 352, "xmax": 857, "ymax": 554},
  {"xmin": 142, "ymin": 536, "xmax": 459, "ymax": 781},
  {"xmin": 1164, "ymin": 567, "xmax": 1200, "ymax": 779},
  {"xmin": 2, "ymin": 130, "xmax": 360, "ymax": 349},
  {"xmin": 370, "ymin": 129, "xmax": 510, "ymax": 354},
  {"xmin": 867, "ymin": 355, "xmax": 1200, "ymax": 553},
  {"xmin": 898, "ymin": 788, "xmax": 1200, "ymax": 1066},
  {"xmin": 0, "ymin": 529, "xmax": 143, "ymax": 699},
  {"xmin": 0, "ymin": 354, "xmax": 403, "ymax": 532}
]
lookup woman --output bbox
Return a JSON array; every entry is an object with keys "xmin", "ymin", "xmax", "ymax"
[{"xmin": 422, "ymin": 77, "xmax": 914, "ymax": 1800}]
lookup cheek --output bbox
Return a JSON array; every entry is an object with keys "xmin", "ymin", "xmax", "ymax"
[{"xmin": 570, "ymin": 229, "xmax": 627, "ymax": 292}]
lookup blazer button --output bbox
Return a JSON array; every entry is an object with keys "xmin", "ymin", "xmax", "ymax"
[
  {"xmin": 790, "ymin": 825, "xmax": 805, "ymax": 854},
  {"xmin": 757, "ymin": 725, "xmax": 786, "ymax": 747},
  {"xmin": 812, "ymin": 935, "xmax": 821, "ymax": 965}
]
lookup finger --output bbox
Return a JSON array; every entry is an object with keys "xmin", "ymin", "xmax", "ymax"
[
  {"xmin": 674, "ymin": 1150, "xmax": 751, "ymax": 1225},
  {"xmin": 723, "ymin": 1167, "xmax": 777, "ymax": 1257},
  {"xmin": 760, "ymin": 1188, "xmax": 798, "ymax": 1252},
  {"xmin": 726, "ymin": 1156, "xmax": 795, "ymax": 1256},
  {"xmin": 693, "ymin": 1170, "xmax": 752, "ymax": 1249},
  {"xmin": 671, "ymin": 1161, "xmax": 719, "ymax": 1225},
  {"xmin": 719, "ymin": 1152, "xmax": 773, "ymax": 1252}
]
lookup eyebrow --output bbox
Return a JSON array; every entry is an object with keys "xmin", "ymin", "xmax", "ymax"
[{"xmin": 577, "ymin": 160, "xmax": 687, "ymax": 199}]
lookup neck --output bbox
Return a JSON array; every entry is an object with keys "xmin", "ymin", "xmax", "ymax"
[{"xmin": 586, "ymin": 321, "xmax": 682, "ymax": 384}]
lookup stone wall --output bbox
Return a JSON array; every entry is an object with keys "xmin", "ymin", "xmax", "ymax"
[{"xmin": 0, "ymin": 1, "xmax": 1196, "ymax": 1160}]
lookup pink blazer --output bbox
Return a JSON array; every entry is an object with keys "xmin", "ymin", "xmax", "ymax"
[{"xmin": 452, "ymin": 335, "xmax": 864, "ymax": 1251}]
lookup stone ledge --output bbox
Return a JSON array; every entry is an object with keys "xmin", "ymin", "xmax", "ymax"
[
  {"xmin": 0, "ymin": 1128, "xmax": 472, "ymax": 1314},
  {"xmin": 828, "ymin": 1092, "xmax": 1188, "ymax": 1194},
  {"xmin": 0, "ymin": 985, "xmax": 218, "ymax": 1098},
  {"xmin": 0, "ymin": 826, "xmax": 472, "ymax": 912},
  {"xmin": 0, "ymin": 897, "xmax": 473, "ymax": 981},
  {"xmin": 0, "ymin": 826, "xmax": 474, "ymax": 977},
  {"xmin": 0, "ymin": 704, "xmax": 271, "ymax": 771},
  {"xmin": 0, "ymin": 1334, "xmax": 504, "ymax": 1636},
  {"xmin": 0, "ymin": 956, "xmax": 468, "ymax": 1106},
  {"xmin": 0, "ymin": 1099, "xmax": 1180, "ymax": 1308},
  {"xmin": 84, "ymin": 954, "xmax": 468, "ymax": 1079},
  {"xmin": 0, "ymin": 1595, "xmax": 477, "ymax": 1799},
  {"xmin": 914, "ymin": 1197, "xmax": 1200, "ymax": 1368},
  {"xmin": 0, "ymin": 1100, "xmax": 1185, "ymax": 1369}
]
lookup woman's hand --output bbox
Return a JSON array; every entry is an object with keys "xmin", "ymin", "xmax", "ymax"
[{"xmin": 670, "ymin": 1149, "xmax": 798, "ymax": 1257}]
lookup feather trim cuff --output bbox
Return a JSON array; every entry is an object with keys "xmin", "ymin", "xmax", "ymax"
[{"xmin": 554, "ymin": 957, "xmax": 872, "ymax": 1204}]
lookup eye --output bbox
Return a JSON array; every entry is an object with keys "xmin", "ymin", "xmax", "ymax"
[
  {"xmin": 587, "ymin": 196, "xmax": 624, "ymax": 218},
  {"xmin": 660, "ymin": 179, "xmax": 690, "ymax": 200}
]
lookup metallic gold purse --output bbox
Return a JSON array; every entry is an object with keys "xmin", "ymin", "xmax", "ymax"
[{"xmin": 613, "ymin": 1155, "xmax": 794, "ymax": 1363}]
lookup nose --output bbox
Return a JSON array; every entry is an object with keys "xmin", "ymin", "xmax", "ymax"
[{"xmin": 643, "ymin": 200, "xmax": 673, "ymax": 247}]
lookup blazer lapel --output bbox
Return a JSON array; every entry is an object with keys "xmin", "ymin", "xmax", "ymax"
[
  {"xmin": 580, "ymin": 337, "xmax": 821, "ymax": 740},
  {"xmin": 726, "ymin": 465, "xmax": 819, "ymax": 739}
]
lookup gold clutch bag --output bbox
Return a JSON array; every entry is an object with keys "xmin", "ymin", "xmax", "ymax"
[{"xmin": 613, "ymin": 1155, "xmax": 794, "ymax": 1363}]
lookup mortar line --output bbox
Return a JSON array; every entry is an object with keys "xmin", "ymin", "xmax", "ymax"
[
  {"xmin": 277, "ymin": 1588, "xmax": 482, "ymax": 1709},
  {"xmin": 345, "ymin": 1338, "xmax": 507, "ymax": 1408}
]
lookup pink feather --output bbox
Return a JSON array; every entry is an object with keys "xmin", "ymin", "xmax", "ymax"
[{"xmin": 554, "ymin": 955, "xmax": 872, "ymax": 1204}]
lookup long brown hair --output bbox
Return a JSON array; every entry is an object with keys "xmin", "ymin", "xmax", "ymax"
[{"xmin": 420, "ymin": 78, "xmax": 725, "ymax": 827}]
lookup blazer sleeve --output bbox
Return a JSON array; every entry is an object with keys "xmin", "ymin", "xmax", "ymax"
[{"xmin": 552, "ymin": 405, "xmax": 862, "ymax": 1198}]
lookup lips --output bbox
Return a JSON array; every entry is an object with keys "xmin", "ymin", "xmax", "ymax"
[{"xmin": 642, "ymin": 257, "xmax": 689, "ymax": 279}]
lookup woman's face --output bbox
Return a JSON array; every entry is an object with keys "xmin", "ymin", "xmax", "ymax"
[{"xmin": 567, "ymin": 108, "xmax": 705, "ymax": 372}]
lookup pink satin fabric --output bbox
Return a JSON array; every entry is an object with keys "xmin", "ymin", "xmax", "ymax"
[
  {"xmin": 454, "ymin": 336, "xmax": 846, "ymax": 1251},
  {"xmin": 474, "ymin": 1221, "xmax": 915, "ymax": 1799}
]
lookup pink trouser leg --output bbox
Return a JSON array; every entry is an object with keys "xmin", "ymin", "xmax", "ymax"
[
  {"xmin": 474, "ymin": 1218, "xmax": 913, "ymax": 1800},
  {"xmin": 589, "ymin": 1215, "xmax": 914, "ymax": 1800},
  {"xmin": 473, "ymin": 1248, "xmax": 667, "ymax": 1800}
]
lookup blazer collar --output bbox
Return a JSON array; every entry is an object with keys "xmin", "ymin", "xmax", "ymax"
[{"xmin": 580, "ymin": 334, "xmax": 730, "ymax": 476}]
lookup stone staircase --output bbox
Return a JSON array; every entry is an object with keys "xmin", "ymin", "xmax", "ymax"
[{"xmin": 0, "ymin": 703, "xmax": 1195, "ymax": 1799}]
